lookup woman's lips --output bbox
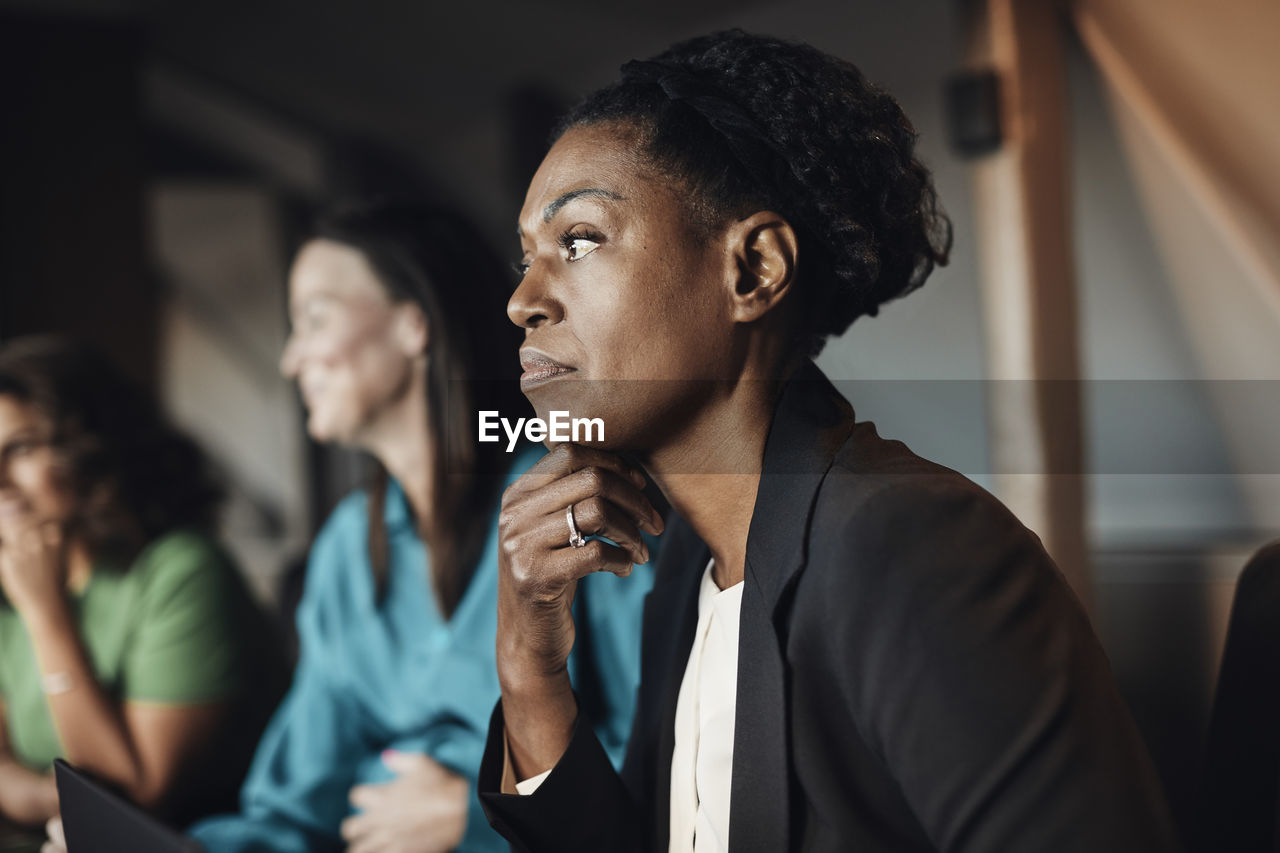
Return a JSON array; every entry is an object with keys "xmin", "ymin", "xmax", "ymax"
[
  {"xmin": 519, "ymin": 350, "xmax": 576, "ymax": 387},
  {"xmin": 298, "ymin": 378, "xmax": 325, "ymax": 408}
]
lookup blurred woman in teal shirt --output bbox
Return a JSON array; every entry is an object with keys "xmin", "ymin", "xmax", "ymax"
[{"xmin": 191, "ymin": 200, "xmax": 653, "ymax": 853}]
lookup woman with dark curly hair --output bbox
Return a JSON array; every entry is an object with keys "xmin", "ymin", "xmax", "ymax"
[
  {"xmin": 477, "ymin": 30, "xmax": 1178, "ymax": 852},
  {"xmin": 0, "ymin": 336, "xmax": 277, "ymax": 832}
]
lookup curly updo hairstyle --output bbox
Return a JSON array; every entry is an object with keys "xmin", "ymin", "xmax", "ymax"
[{"xmin": 557, "ymin": 29, "xmax": 952, "ymax": 357}]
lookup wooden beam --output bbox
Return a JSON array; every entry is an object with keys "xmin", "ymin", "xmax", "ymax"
[{"xmin": 963, "ymin": 0, "xmax": 1091, "ymax": 607}]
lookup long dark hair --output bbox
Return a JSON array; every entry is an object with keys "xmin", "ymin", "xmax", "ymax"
[
  {"xmin": 0, "ymin": 335, "xmax": 222, "ymax": 566},
  {"xmin": 308, "ymin": 199, "xmax": 524, "ymax": 618}
]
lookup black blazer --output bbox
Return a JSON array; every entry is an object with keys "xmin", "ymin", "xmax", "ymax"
[{"xmin": 479, "ymin": 362, "xmax": 1179, "ymax": 852}]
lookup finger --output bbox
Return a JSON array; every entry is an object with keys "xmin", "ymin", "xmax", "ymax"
[
  {"xmin": 0, "ymin": 513, "xmax": 35, "ymax": 545},
  {"xmin": 381, "ymin": 749, "xmax": 435, "ymax": 776},
  {"xmin": 561, "ymin": 496, "xmax": 648, "ymax": 565},
  {"xmin": 550, "ymin": 536, "xmax": 639, "ymax": 579},
  {"xmin": 549, "ymin": 443, "xmax": 648, "ymax": 488},
  {"xmin": 508, "ymin": 465, "xmax": 660, "ymax": 542},
  {"xmin": 348, "ymin": 783, "xmax": 384, "ymax": 811},
  {"xmin": 509, "ymin": 444, "xmax": 647, "ymax": 498},
  {"xmin": 347, "ymin": 830, "xmax": 392, "ymax": 853},
  {"xmin": 46, "ymin": 817, "xmax": 65, "ymax": 845},
  {"xmin": 542, "ymin": 466, "xmax": 663, "ymax": 536},
  {"xmin": 339, "ymin": 813, "xmax": 372, "ymax": 842},
  {"xmin": 2, "ymin": 522, "xmax": 46, "ymax": 562},
  {"xmin": 516, "ymin": 499, "xmax": 641, "ymax": 562}
]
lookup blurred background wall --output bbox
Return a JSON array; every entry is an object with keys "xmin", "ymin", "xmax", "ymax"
[{"xmin": 1, "ymin": 0, "xmax": 1274, "ymax": 840}]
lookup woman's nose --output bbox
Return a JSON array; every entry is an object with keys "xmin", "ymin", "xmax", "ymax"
[{"xmin": 507, "ymin": 266, "xmax": 562, "ymax": 330}]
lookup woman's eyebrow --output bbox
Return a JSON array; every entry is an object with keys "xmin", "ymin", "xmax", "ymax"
[
  {"xmin": 516, "ymin": 188, "xmax": 627, "ymax": 239},
  {"xmin": 542, "ymin": 188, "xmax": 625, "ymax": 223}
]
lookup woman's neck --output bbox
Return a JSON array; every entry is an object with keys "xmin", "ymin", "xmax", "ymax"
[{"xmin": 641, "ymin": 379, "xmax": 779, "ymax": 590}]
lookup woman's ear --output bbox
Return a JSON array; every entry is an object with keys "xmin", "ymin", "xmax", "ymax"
[
  {"xmin": 392, "ymin": 302, "xmax": 430, "ymax": 357},
  {"xmin": 725, "ymin": 211, "xmax": 798, "ymax": 324}
]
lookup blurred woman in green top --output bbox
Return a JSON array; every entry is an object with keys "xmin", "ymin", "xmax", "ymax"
[{"xmin": 0, "ymin": 336, "xmax": 278, "ymax": 830}]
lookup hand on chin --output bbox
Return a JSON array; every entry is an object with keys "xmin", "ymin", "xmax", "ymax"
[{"xmin": 0, "ymin": 512, "xmax": 68, "ymax": 619}]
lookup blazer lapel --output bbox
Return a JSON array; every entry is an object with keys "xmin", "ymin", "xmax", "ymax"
[{"xmin": 729, "ymin": 361, "xmax": 856, "ymax": 853}]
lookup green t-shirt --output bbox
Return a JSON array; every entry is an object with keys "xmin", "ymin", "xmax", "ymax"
[{"xmin": 0, "ymin": 531, "xmax": 252, "ymax": 770}]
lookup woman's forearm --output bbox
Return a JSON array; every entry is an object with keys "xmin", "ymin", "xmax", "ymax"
[
  {"xmin": 498, "ymin": 659, "xmax": 578, "ymax": 782},
  {"xmin": 20, "ymin": 604, "xmax": 151, "ymax": 804},
  {"xmin": 0, "ymin": 757, "xmax": 58, "ymax": 826}
]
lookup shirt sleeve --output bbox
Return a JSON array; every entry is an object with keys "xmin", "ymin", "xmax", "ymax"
[
  {"xmin": 189, "ymin": 654, "xmax": 361, "ymax": 852},
  {"xmin": 190, "ymin": 504, "xmax": 370, "ymax": 853},
  {"xmin": 479, "ymin": 699, "xmax": 645, "ymax": 853},
  {"xmin": 121, "ymin": 533, "xmax": 243, "ymax": 704},
  {"xmin": 500, "ymin": 731, "xmax": 551, "ymax": 795}
]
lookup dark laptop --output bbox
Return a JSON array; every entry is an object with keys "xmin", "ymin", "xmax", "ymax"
[
  {"xmin": 53, "ymin": 760, "xmax": 201, "ymax": 853},
  {"xmin": 0, "ymin": 820, "xmax": 43, "ymax": 853}
]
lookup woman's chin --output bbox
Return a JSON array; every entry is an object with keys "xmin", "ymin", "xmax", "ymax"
[{"xmin": 305, "ymin": 415, "xmax": 346, "ymax": 446}]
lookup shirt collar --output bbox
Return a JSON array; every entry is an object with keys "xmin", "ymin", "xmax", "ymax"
[{"xmin": 382, "ymin": 476, "xmax": 415, "ymax": 533}]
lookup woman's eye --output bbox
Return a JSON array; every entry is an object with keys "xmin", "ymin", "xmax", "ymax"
[
  {"xmin": 512, "ymin": 259, "xmax": 531, "ymax": 279},
  {"xmin": 564, "ymin": 237, "xmax": 600, "ymax": 262},
  {"xmin": 3, "ymin": 439, "xmax": 42, "ymax": 460},
  {"xmin": 300, "ymin": 309, "xmax": 330, "ymax": 333}
]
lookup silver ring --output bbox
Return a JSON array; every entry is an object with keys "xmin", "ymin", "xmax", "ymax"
[{"xmin": 566, "ymin": 504, "xmax": 587, "ymax": 548}]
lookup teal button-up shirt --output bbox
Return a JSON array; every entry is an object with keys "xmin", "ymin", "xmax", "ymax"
[{"xmin": 192, "ymin": 449, "xmax": 653, "ymax": 851}]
